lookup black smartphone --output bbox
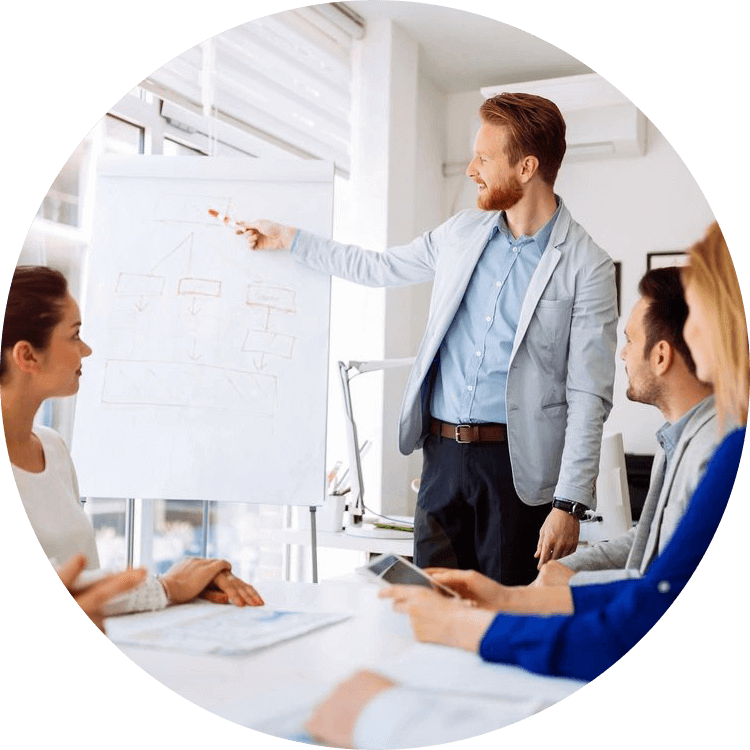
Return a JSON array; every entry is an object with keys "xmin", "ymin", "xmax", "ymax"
[{"xmin": 358, "ymin": 553, "xmax": 458, "ymax": 597}]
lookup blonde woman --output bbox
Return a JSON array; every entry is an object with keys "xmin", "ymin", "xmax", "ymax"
[{"xmin": 681, "ymin": 223, "xmax": 748, "ymax": 432}]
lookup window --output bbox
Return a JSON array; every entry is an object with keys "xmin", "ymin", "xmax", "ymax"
[
  {"xmin": 103, "ymin": 115, "xmax": 144, "ymax": 155},
  {"xmin": 19, "ymin": 4, "xmax": 364, "ymax": 584},
  {"xmin": 84, "ymin": 498, "xmax": 129, "ymax": 570},
  {"xmin": 142, "ymin": 6, "xmax": 360, "ymax": 174},
  {"xmin": 36, "ymin": 139, "xmax": 88, "ymax": 228},
  {"xmin": 162, "ymin": 137, "xmax": 204, "ymax": 156}
]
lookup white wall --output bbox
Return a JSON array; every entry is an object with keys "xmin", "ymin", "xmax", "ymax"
[{"xmin": 444, "ymin": 100, "xmax": 715, "ymax": 455}]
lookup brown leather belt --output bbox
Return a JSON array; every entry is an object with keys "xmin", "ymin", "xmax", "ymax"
[{"xmin": 430, "ymin": 418, "xmax": 506, "ymax": 444}]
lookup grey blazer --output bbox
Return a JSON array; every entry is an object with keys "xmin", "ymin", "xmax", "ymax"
[
  {"xmin": 562, "ymin": 396, "xmax": 718, "ymax": 585},
  {"xmin": 293, "ymin": 199, "xmax": 617, "ymax": 507}
]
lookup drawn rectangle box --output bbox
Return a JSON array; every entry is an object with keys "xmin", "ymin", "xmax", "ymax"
[
  {"xmin": 246, "ymin": 285, "xmax": 296, "ymax": 313},
  {"xmin": 116, "ymin": 274, "xmax": 164, "ymax": 295},
  {"xmin": 178, "ymin": 278, "xmax": 222, "ymax": 297},
  {"xmin": 102, "ymin": 360, "xmax": 276, "ymax": 415}
]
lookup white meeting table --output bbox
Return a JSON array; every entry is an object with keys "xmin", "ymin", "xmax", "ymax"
[{"xmin": 105, "ymin": 578, "xmax": 585, "ymax": 743}]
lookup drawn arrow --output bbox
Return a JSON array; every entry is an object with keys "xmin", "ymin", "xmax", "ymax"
[
  {"xmin": 188, "ymin": 339, "xmax": 202, "ymax": 361},
  {"xmin": 135, "ymin": 296, "xmax": 149, "ymax": 312},
  {"xmin": 188, "ymin": 297, "xmax": 201, "ymax": 316}
]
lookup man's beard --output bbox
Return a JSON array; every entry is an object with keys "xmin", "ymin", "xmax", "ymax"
[
  {"xmin": 477, "ymin": 174, "xmax": 524, "ymax": 211},
  {"xmin": 625, "ymin": 374, "xmax": 662, "ymax": 408}
]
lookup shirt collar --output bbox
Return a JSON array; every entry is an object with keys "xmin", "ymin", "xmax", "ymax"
[
  {"xmin": 656, "ymin": 396, "xmax": 709, "ymax": 460},
  {"xmin": 496, "ymin": 196, "xmax": 561, "ymax": 252}
]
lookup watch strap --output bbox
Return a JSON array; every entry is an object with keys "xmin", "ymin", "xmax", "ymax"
[{"xmin": 552, "ymin": 498, "xmax": 588, "ymax": 520}]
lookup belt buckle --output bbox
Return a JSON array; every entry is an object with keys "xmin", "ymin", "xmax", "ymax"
[{"xmin": 454, "ymin": 424, "xmax": 473, "ymax": 443}]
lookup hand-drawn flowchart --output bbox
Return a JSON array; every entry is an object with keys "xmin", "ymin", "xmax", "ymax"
[
  {"xmin": 101, "ymin": 193, "xmax": 298, "ymax": 417},
  {"xmin": 72, "ymin": 156, "xmax": 333, "ymax": 505}
]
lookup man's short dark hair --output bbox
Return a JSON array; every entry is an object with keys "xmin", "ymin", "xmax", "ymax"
[{"xmin": 638, "ymin": 266, "xmax": 697, "ymax": 375}]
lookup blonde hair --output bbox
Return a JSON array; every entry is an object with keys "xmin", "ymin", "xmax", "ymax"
[{"xmin": 682, "ymin": 222, "xmax": 749, "ymax": 430}]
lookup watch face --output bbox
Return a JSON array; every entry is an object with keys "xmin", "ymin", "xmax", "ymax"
[{"xmin": 556, "ymin": 499, "xmax": 586, "ymax": 518}]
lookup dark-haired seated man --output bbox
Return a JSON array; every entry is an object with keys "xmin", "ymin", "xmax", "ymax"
[{"xmin": 536, "ymin": 266, "xmax": 717, "ymax": 588}]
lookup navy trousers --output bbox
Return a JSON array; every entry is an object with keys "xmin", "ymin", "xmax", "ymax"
[{"xmin": 413, "ymin": 433, "xmax": 551, "ymax": 585}]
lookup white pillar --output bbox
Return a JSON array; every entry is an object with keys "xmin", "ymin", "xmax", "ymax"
[{"xmin": 346, "ymin": 20, "xmax": 419, "ymax": 517}]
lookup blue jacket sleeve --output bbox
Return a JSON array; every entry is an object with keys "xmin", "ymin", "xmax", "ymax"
[{"xmin": 479, "ymin": 428, "xmax": 745, "ymax": 681}]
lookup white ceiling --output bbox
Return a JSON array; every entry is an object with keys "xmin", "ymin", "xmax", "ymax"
[{"xmin": 348, "ymin": 1, "xmax": 591, "ymax": 93}]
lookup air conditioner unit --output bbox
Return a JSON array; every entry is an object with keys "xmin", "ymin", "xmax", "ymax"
[{"xmin": 481, "ymin": 73, "xmax": 647, "ymax": 161}]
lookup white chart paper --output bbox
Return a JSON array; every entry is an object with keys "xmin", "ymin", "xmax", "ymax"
[{"xmin": 110, "ymin": 606, "xmax": 350, "ymax": 657}]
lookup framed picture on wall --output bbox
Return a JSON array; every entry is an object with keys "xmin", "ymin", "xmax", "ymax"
[{"xmin": 647, "ymin": 250, "xmax": 688, "ymax": 270}]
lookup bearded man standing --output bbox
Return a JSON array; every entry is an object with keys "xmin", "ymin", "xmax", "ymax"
[{"xmin": 241, "ymin": 93, "xmax": 618, "ymax": 585}]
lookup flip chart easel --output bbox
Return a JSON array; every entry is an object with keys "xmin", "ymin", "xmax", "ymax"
[{"xmin": 72, "ymin": 157, "xmax": 333, "ymax": 569}]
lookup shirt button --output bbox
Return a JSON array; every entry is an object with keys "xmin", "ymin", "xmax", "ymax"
[
  {"xmin": 486, "ymin": 316, "xmax": 492, "ymax": 323},
  {"xmin": 657, "ymin": 581, "xmax": 670, "ymax": 594},
  {"xmin": 476, "ymin": 351, "xmax": 481, "ymax": 357},
  {"xmin": 467, "ymin": 385, "xmax": 473, "ymax": 391},
  {"xmin": 495, "ymin": 281, "xmax": 502, "ymax": 288}
]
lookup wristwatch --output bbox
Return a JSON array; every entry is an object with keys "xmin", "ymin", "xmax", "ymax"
[{"xmin": 552, "ymin": 498, "xmax": 589, "ymax": 520}]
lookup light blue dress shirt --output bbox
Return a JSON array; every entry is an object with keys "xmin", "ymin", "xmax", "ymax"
[
  {"xmin": 430, "ymin": 203, "xmax": 560, "ymax": 425},
  {"xmin": 655, "ymin": 398, "xmax": 705, "ymax": 470},
  {"xmin": 288, "ymin": 196, "xmax": 617, "ymax": 506}
]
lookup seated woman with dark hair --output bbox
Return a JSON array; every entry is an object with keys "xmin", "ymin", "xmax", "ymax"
[{"xmin": 2, "ymin": 265, "xmax": 264, "ymax": 615}]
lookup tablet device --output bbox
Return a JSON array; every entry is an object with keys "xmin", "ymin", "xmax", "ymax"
[{"xmin": 358, "ymin": 553, "xmax": 459, "ymax": 597}]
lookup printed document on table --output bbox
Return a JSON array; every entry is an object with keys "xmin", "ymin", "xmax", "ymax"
[{"xmin": 109, "ymin": 606, "xmax": 351, "ymax": 656}]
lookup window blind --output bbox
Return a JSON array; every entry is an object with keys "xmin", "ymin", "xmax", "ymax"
[{"xmin": 140, "ymin": 3, "xmax": 363, "ymax": 174}]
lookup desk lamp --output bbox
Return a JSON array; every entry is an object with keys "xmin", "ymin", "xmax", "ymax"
[{"xmin": 337, "ymin": 357, "xmax": 414, "ymax": 533}]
